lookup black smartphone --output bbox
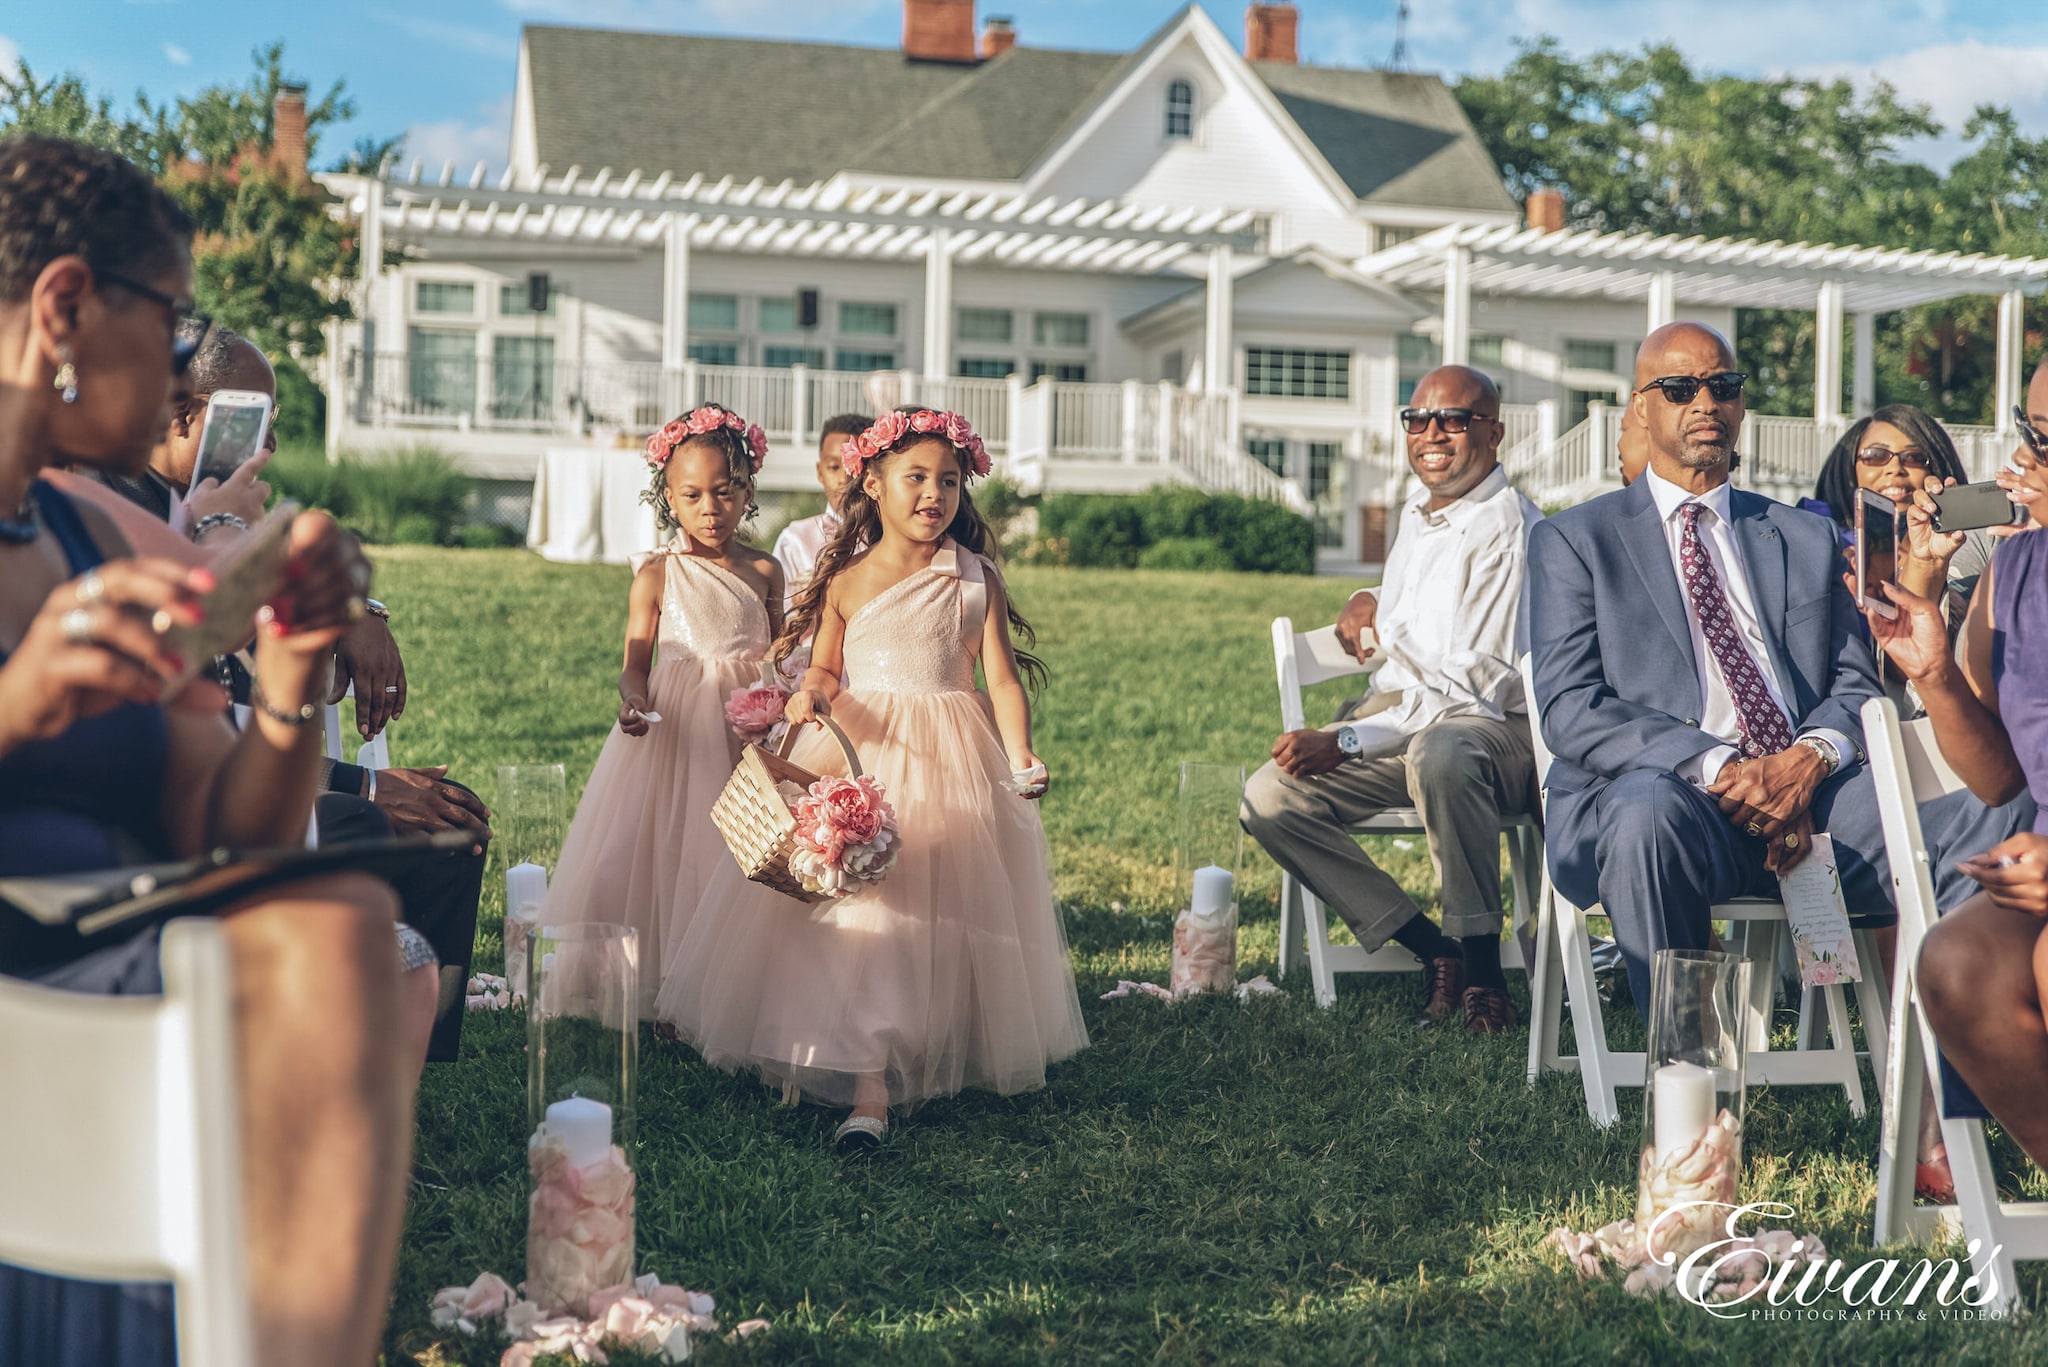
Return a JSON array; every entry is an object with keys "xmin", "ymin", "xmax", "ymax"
[
  {"xmin": 1930, "ymin": 481, "xmax": 2027, "ymax": 533},
  {"xmin": 1855, "ymin": 489, "xmax": 1898, "ymax": 620}
]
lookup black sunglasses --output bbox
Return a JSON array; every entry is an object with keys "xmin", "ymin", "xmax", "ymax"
[
  {"xmin": 97, "ymin": 269, "xmax": 212, "ymax": 374},
  {"xmin": 1399, "ymin": 407, "xmax": 1493, "ymax": 435},
  {"xmin": 2016, "ymin": 405, "xmax": 2047, "ymax": 468},
  {"xmin": 1637, "ymin": 372, "xmax": 1748, "ymax": 404},
  {"xmin": 1855, "ymin": 445, "xmax": 1930, "ymax": 470}
]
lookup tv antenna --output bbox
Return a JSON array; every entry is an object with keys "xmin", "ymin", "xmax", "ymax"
[{"xmin": 1389, "ymin": 1, "xmax": 1411, "ymax": 70}]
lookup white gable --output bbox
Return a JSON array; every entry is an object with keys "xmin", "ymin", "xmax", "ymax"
[{"xmin": 1025, "ymin": 14, "xmax": 1369, "ymax": 259}]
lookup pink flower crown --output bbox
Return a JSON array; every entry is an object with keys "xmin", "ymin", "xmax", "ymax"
[
  {"xmin": 839, "ymin": 409, "xmax": 990, "ymax": 480},
  {"xmin": 646, "ymin": 405, "xmax": 768, "ymax": 473}
]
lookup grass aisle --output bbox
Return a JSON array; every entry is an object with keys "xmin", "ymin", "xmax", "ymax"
[{"xmin": 376, "ymin": 549, "xmax": 2048, "ymax": 1364}]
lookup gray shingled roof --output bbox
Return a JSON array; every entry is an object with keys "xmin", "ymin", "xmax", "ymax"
[{"xmin": 521, "ymin": 22, "xmax": 1513, "ymax": 212}]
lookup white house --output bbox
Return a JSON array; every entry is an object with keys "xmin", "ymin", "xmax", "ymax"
[{"xmin": 322, "ymin": 0, "xmax": 2048, "ymax": 567}]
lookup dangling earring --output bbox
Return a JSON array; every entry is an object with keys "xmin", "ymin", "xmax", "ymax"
[{"xmin": 53, "ymin": 350, "xmax": 78, "ymax": 405}]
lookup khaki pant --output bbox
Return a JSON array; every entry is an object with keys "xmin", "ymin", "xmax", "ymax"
[{"xmin": 1240, "ymin": 713, "xmax": 1539, "ymax": 950}]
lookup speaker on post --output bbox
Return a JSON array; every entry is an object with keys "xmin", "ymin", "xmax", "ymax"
[
  {"xmin": 527, "ymin": 272, "xmax": 551, "ymax": 315},
  {"xmin": 797, "ymin": 288, "xmax": 819, "ymax": 330}
]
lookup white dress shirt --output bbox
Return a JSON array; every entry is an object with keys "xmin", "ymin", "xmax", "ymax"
[
  {"xmin": 1640, "ymin": 469, "xmax": 1854, "ymax": 785},
  {"xmin": 1347, "ymin": 466, "xmax": 1543, "ymax": 745},
  {"xmin": 772, "ymin": 509, "xmax": 841, "ymax": 609}
]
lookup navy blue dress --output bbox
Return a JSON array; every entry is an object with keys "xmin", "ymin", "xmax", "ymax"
[{"xmin": 0, "ymin": 482, "xmax": 177, "ymax": 1366}]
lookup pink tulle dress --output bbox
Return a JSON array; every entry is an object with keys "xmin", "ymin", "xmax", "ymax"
[
  {"xmin": 547, "ymin": 541, "xmax": 771, "ymax": 1015},
  {"xmin": 656, "ymin": 540, "xmax": 1089, "ymax": 1109}
]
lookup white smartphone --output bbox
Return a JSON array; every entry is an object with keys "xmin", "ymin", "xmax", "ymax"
[
  {"xmin": 1855, "ymin": 489, "xmax": 1899, "ymax": 621},
  {"xmin": 189, "ymin": 390, "xmax": 274, "ymax": 494}
]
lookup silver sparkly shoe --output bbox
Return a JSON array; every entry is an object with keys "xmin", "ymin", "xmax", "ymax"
[{"xmin": 832, "ymin": 1114, "xmax": 887, "ymax": 1154}]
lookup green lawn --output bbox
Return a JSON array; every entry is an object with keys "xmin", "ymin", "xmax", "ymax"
[{"xmin": 373, "ymin": 549, "xmax": 2048, "ymax": 1364}]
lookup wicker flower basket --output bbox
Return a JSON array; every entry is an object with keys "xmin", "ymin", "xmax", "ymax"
[{"xmin": 711, "ymin": 716, "xmax": 864, "ymax": 904}]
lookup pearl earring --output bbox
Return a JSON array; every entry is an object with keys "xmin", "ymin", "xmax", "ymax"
[{"xmin": 53, "ymin": 354, "xmax": 78, "ymax": 405}]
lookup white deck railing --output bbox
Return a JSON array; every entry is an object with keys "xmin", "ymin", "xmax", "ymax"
[{"xmin": 344, "ymin": 353, "xmax": 1306, "ymax": 509}]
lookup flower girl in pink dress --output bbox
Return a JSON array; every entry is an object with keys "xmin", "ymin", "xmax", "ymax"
[
  {"xmin": 658, "ymin": 408, "xmax": 1088, "ymax": 1151},
  {"xmin": 547, "ymin": 405, "xmax": 783, "ymax": 1014}
]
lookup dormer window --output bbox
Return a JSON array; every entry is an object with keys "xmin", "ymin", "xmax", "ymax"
[{"xmin": 1164, "ymin": 79, "xmax": 1195, "ymax": 140}]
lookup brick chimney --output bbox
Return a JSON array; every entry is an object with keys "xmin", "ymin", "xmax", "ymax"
[
  {"xmin": 1246, "ymin": 4, "xmax": 1298, "ymax": 64},
  {"xmin": 980, "ymin": 15, "xmax": 1017, "ymax": 59},
  {"xmin": 272, "ymin": 83, "xmax": 308, "ymax": 180},
  {"xmin": 1524, "ymin": 187, "xmax": 1566, "ymax": 233},
  {"xmin": 904, "ymin": 0, "xmax": 977, "ymax": 64}
]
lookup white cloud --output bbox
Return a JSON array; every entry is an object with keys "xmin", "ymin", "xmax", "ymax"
[
  {"xmin": 0, "ymin": 35, "xmax": 18, "ymax": 72},
  {"xmin": 494, "ymin": 0, "xmax": 888, "ymax": 38},
  {"xmin": 402, "ymin": 94, "xmax": 516, "ymax": 179},
  {"xmin": 163, "ymin": 42, "xmax": 192, "ymax": 67},
  {"xmin": 1787, "ymin": 41, "xmax": 2048, "ymax": 168}
]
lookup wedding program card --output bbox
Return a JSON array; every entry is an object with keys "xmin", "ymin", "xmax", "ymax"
[{"xmin": 1775, "ymin": 832, "xmax": 1863, "ymax": 986}]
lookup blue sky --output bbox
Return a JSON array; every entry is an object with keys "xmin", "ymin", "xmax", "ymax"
[{"xmin": 10, "ymin": 1, "xmax": 2048, "ymax": 173}]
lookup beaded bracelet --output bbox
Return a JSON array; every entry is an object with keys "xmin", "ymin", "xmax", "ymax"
[
  {"xmin": 191, "ymin": 512, "xmax": 249, "ymax": 542},
  {"xmin": 250, "ymin": 678, "xmax": 318, "ymax": 727}
]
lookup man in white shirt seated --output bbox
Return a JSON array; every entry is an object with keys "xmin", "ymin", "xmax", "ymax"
[
  {"xmin": 1241, "ymin": 365, "xmax": 1544, "ymax": 1034},
  {"xmin": 773, "ymin": 412, "xmax": 868, "ymax": 609}
]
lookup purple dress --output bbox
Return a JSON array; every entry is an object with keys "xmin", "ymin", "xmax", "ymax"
[{"xmin": 1991, "ymin": 530, "xmax": 2048, "ymax": 834}]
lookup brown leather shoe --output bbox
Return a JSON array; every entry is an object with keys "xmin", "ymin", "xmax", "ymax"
[
  {"xmin": 1416, "ymin": 954, "xmax": 1466, "ymax": 1026},
  {"xmin": 1463, "ymin": 985, "xmax": 1519, "ymax": 1035}
]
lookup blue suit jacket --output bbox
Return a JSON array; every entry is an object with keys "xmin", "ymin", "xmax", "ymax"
[{"xmin": 1527, "ymin": 476, "xmax": 1881, "ymax": 841}]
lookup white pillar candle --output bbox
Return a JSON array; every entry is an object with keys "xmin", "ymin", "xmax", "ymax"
[
  {"xmin": 1191, "ymin": 865, "xmax": 1234, "ymax": 922},
  {"xmin": 1653, "ymin": 1061, "xmax": 1716, "ymax": 1159},
  {"xmin": 506, "ymin": 861, "xmax": 549, "ymax": 913},
  {"xmin": 545, "ymin": 1094, "xmax": 613, "ymax": 1170},
  {"xmin": 504, "ymin": 864, "xmax": 548, "ymax": 994}
]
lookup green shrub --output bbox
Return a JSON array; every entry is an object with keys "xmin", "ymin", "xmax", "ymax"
[
  {"xmin": 270, "ymin": 356, "xmax": 326, "ymax": 448},
  {"xmin": 1039, "ymin": 489, "xmax": 1313, "ymax": 574},
  {"xmin": 458, "ymin": 522, "xmax": 523, "ymax": 549},
  {"xmin": 1136, "ymin": 536, "xmax": 1235, "ymax": 571},
  {"xmin": 267, "ymin": 445, "xmax": 472, "ymax": 546}
]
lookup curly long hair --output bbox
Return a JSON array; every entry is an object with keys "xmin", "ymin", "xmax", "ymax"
[
  {"xmin": 774, "ymin": 413, "xmax": 1046, "ymax": 691},
  {"xmin": 1812, "ymin": 403, "xmax": 1968, "ymax": 529},
  {"xmin": 638, "ymin": 403, "xmax": 759, "ymax": 534}
]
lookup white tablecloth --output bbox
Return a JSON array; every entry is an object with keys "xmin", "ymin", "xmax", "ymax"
[{"xmin": 528, "ymin": 446, "xmax": 661, "ymax": 565}]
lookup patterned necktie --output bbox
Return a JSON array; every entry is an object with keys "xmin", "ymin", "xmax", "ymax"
[{"xmin": 1676, "ymin": 501, "xmax": 1794, "ymax": 759}]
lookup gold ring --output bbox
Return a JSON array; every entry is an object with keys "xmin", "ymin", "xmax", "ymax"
[
  {"xmin": 1745, "ymin": 822, "xmax": 1763, "ymax": 838},
  {"xmin": 1783, "ymin": 833, "xmax": 1801, "ymax": 850},
  {"xmin": 150, "ymin": 607, "xmax": 175, "ymax": 635},
  {"xmin": 74, "ymin": 572, "xmax": 105, "ymax": 605}
]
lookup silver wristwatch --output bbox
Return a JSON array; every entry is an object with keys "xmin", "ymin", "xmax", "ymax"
[
  {"xmin": 1795, "ymin": 735, "xmax": 1840, "ymax": 776},
  {"xmin": 1336, "ymin": 727, "xmax": 1362, "ymax": 757}
]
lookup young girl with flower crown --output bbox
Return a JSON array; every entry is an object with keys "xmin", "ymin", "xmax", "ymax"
[
  {"xmin": 547, "ymin": 405, "xmax": 782, "ymax": 1013},
  {"xmin": 658, "ymin": 406, "xmax": 1089, "ymax": 1151}
]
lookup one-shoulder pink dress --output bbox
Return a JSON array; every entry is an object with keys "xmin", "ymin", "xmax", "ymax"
[{"xmin": 657, "ymin": 540, "xmax": 1088, "ymax": 1108}]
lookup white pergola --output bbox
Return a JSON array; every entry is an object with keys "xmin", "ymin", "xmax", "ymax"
[
  {"xmin": 320, "ymin": 163, "xmax": 1269, "ymax": 389},
  {"xmin": 1361, "ymin": 224, "xmax": 2048, "ymax": 428}
]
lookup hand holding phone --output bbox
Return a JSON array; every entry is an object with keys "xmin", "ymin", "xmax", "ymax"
[
  {"xmin": 188, "ymin": 390, "xmax": 273, "ymax": 496},
  {"xmin": 1855, "ymin": 490, "xmax": 1899, "ymax": 620},
  {"xmin": 1930, "ymin": 481, "xmax": 2027, "ymax": 534}
]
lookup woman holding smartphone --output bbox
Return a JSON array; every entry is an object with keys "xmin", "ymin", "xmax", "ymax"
[{"xmin": 0, "ymin": 134, "xmax": 415, "ymax": 1367}]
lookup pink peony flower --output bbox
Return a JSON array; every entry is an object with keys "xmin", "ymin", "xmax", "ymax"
[
  {"xmin": 726, "ymin": 684, "xmax": 790, "ymax": 743},
  {"xmin": 839, "ymin": 437, "xmax": 865, "ymax": 477},
  {"xmin": 745, "ymin": 424, "xmax": 768, "ymax": 470},
  {"xmin": 909, "ymin": 409, "xmax": 942, "ymax": 433}
]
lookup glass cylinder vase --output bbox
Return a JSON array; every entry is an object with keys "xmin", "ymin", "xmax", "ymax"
[
  {"xmin": 496, "ymin": 763, "xmax": 568, "ymax": 873},
  {"xmin": 526, "ymin": 923, "xmax": 639, "ymax": 1317},
  {"xmin": 1169, "ymin": 762, "xmax": 1246, "ymax": 996},
  {"xmin": 1636, "ymin": 948, "xmax": 1751, "ymax": 1266}
]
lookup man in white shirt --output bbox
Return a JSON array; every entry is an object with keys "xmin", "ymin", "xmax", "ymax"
[
  {"xmin": 773, "ymin": 412, "xmax": 868, "ymax": 609},
  {"xmin": 1242, "ymin": 366, "xmax": 1543, "ymax": 1034},
  {"xmin": 1527, "ymin": 322, "xmax": 1891, "ymax": 1016}
]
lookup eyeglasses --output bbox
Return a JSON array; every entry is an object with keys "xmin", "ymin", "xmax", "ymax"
[
  {"xmin": 2016, "ymin": 405, "xmax": 2047, "ymax": 472},
  {"xmin": 97, "ymin": 269, "xmax": 212, "ymax": 374},
  {"xmin": 1636, "ymin": 372, "xmax": 1748, "ymax": 404},
  {"xmin": 1856, "ymin": 445, "xmax": 1931, "ymax": 470},
  {"xmin": 1399, "ymin": 407, "xmax": 1493, "ymax": 435}
]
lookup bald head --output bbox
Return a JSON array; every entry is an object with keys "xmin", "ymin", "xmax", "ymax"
[
  {"xmin": 1630, "ymin": 321, "xmax": 1743, "ymax": 487},
  {"xmin": 153, "ymin": 330, "xmax": 277, "ymax": 487}
]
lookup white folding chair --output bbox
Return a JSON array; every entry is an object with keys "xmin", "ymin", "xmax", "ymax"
[
  {"xmin": 1519, "ymin": 654, "xmax": 1883, "ymax": 1127},
  {"xmin": 1866, "ymin": 697, "xmax": 2048, "ymax": 1315},
  {"xmin": 1269, "ymin": 617, "xmax": 1542, "ymax": 1009},
  {"xmin": 0, "ymin": 919, "xmax": 255, "ymax": 1365},
  {"xmin": 323, "ymin": 686, "xmax": 391, "ymax": 773}
]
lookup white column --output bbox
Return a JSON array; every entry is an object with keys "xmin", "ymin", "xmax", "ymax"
[
  {"xmin": 1813, "ymin": 280, "xmax": 1845, "ymax": 425},
  {"xmin": 790, "ymin": 363, "xmax": 810, "ymax": 447},
  {"xmin": 1996, "ymin": 289, "xmax": 2026, "ymax": 431},
  {"xmin": 1646, "ymin": 271, "xmax": 1676, "ymax": 333},
  {"xmin": 1851, "ymin": 311, "xmax": 1875, "ymax": 419},
  {"xmin": 1120, "ymin": 378, "xmax": 1141, "ymax": 464},
  {"xmin": 922, "ymin": 226, "xmax": 953, "ymax": 383},
  {"xmin": 661, "ymin": 213, "xmax": 691, "ymax": 372},
  {"xmin": 1203, "ymin": 245, "xmax": 1235, "ymax": 394},
  {"xmin": 358, "ymin": 178, "xmax": 383, "ymax": 354},
  {"xmin": 1442, "ymin": 244, "xmax": 1472, "ymax": 366}
]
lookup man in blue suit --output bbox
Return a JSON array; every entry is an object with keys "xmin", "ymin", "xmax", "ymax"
[{"xmin": 1527, "ymin": 322, "xmax": 1891, "ymax": 1015}]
